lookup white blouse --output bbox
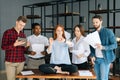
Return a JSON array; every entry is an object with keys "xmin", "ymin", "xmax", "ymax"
[
  {"xmin": 71, "ymin": 36, "xmax": 90, "ymax": 64},
  {"xmin": 27, "ymin": 34, "xmax": 49, "ymax": 58}
]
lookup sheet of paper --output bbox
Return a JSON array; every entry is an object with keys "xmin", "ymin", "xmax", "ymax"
[
  {"xmin": 29, "ymin": 44, "xmax": 45, "ymax": 58},
  {"xmin": 21, "ymin": 70, "xmax": 34, "ymax": 75},
  {"xmin": 79, "ymin": 70, "xmax": 93, "ymax": 76},
  {"xmin": 31, "ymin": 44, "xmax": 44, "ymax": 54},
  {"xmin": 84, "ymin": 31, "xmax": 101, "ymax": 48}
]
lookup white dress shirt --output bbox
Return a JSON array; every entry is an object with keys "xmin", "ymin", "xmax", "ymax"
[
  {"xmin": 27, "ymin": 34, "xmax": 49, "ymax": 58},
  {"xmin": 71, "ymin": 36, "xmax": 90, "ymax": 64}
]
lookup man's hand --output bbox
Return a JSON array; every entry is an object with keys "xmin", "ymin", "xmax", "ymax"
[
  {"xmin": 30, "ymin": 51, "xmax": 36, "ymax": 55},
  {"xmin": 14, "ymin": 40, "xmax": 26, "ymax": 47},
  {"xmin": 95, "ymin": 43, "xmax": 104, "ymax": 50},
  {"xmin": 91, "ymin": 57, "xmax": 96, "ymax": 65},
  {"xmin": 41, "ymin": 51, "xmax": 47, "ymax": 55}
]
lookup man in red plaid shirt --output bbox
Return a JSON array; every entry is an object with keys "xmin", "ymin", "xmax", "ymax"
[{"xmin": 1, "ymin": 16, "xmax": 30, "ymax": 80}]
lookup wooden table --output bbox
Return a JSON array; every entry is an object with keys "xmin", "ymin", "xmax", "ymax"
[{"xmin": 16, "ymin": 69, "xmax": 96, "ymax": 80}]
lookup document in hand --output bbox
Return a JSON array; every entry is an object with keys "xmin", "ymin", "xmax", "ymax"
[
  {"xmin": 83, "ymin": 31, "xmax": 101, "ymax": 48},
  {"xmin": 31, "ymin": 44, "xmax": 44, "ymax": 54},
  {"xmin": 28, "ymin": 44, "xmax": 45, "ymax": 58}
]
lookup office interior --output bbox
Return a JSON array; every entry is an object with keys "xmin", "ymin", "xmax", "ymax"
[{"xmin": 0, "ymin": 0, "xmax": 120, "ymax": 80}]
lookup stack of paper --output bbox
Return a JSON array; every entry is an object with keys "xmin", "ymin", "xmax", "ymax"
[
  {"xmin": 79, "ymin": 70, "xmax": 93, "ymax": 76},
  {"xmin": 21, "ymin": 70, "xmax": 34, "ymax": 75},
  {"xmin": 29, "ymin": 44, "xmax": 44, "ymax": 58},
  {"xmin": 84, "ymin": 31, "xmax": 101, "ymax": 48}
]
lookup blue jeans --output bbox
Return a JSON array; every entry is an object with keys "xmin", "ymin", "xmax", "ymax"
[{"xmin": 94, "ymin": 58, "xmax": 110, "ymax": 80}]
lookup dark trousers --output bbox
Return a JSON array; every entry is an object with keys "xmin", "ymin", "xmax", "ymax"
[
  {"xmin": 39, "ymin": 64, "xmax": 78, "ymax": 74},
  {"xmin": 73, "ymin": 61, "xmax": 89, "ymax": 70}
]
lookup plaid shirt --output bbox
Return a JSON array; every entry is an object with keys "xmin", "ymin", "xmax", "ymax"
[{"xmin": 1, "ymin": 28, "xmax": 26, "ymax": 62}]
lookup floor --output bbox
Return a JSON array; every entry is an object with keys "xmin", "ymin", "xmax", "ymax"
[{"xmin": 0, "ymin": 71, "xmax": 7, "ymax": 80}]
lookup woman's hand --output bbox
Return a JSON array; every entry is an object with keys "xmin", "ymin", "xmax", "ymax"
[
  {"xmin": 49, "ymin": 37, "xmax": 54, "ymax": 45},
  {"xmin": 77, "ymin": 54, "xmax": 84, "ymax": 58},
  {"xmin": 47, "ymin": 37, "xmax": 54, "ymax": 53}
]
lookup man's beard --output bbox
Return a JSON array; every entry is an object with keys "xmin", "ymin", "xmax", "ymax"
[{"xmin": 95, "ymin": 25, "xmax": 100, "ymax": 30}]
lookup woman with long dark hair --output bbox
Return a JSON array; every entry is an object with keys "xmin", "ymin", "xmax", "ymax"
[{"xmin": 70, "ymin": 24, "xmax": 90, "ymax": 70}]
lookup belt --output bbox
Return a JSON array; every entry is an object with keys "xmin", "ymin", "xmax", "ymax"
[{"xmin": 28, "ymin": 57, "xmax": 45, "ymax": 60}]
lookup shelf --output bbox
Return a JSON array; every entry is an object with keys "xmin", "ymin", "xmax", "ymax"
[
  {"xmin": 89, "ymin": 9, "xmax": 120, "ymax": 14},
  {"xmin": 57, "ymin": 0, "xmax": 88, "ymax": 4},
  {"xmin": 24, "ymin": 0, "xmax": 88, "ymax": 8},
  {"xmin": 113, "ymin": 9, "xmax": 120, "ymax": 13},
  {"xmin": 33, "ymin": 2, "xmax": 53, "ymax": 7},
  {"xmin": 89, "ymin": 9, "xmax": 111, "ymax": 14},
  {"xmin": 24, "ymin": 2, "xmax": 53, "ymax": 8},
  {"xmin": 23, "ymin": 0, "xmax": 86, "ymax": 37},
  {"xmin": 26, "ymin": 15, "xmax": 41, "ymax": 19},
  {"xmin": 45, "ymin": 12, "xmax": 80, "ymax": 17},
  {"xmin": 108, "ymin": 26, "xmax": 120, "ymax": 29}
]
